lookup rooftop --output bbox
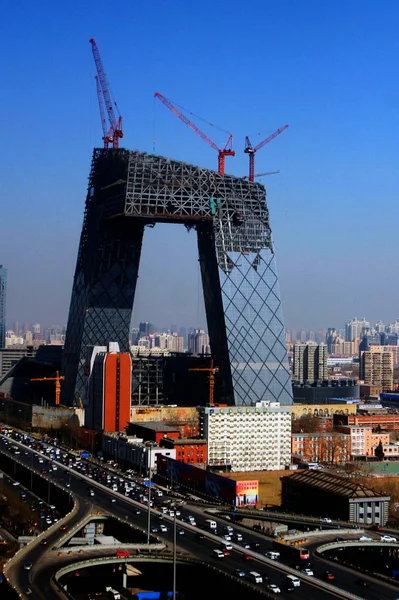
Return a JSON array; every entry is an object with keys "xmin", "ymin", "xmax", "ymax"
[
  {"xmin": 282, "ymin": 469, "xmax": 389, "ymax": 499},
  {"xmin": 130, "ymin": 421, "xmax": 180, "ymax": 432},
  {"xmin": 165, "ymin": 438, "xmax": 206, "ymax": 445}
]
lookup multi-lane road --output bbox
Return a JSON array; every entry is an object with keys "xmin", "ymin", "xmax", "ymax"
[{"xmin": 1, "ymin": 432, "xmax": 399, "ymax": 600}]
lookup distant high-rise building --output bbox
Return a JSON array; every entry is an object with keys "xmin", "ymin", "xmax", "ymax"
[
  {"xmin": 387, "ymin": 319, "xmax": 399, "ymax": 334},
  {"xmin": 171, "ymin": 324, "xmax": 178, "ymax": 334},
  {"xmin": 345, "ymin": 317, "xmax": 370, "ymax": 342},
  {"xmin": 13, "ymin": 321, "xmax": 20, "ymax": 337},
  {"xmin": 326, "ymin": 328, "xmax": 336, "ymax": 353},
  {"xmin": 360, "ymin": 347, "xmax": 393, "ymax": 391},
  {"xmin": 188, "ymin": 329, "xmax": 210, "ymax": 354},
  {"xmin": 293, "ymin": 341, "xmax": 328, "ymax": 384},
  {"xmin": 375, "ymin": 320, "xmax": 385, "ymax": 333},
  {"xmin": 0, "ymin": 266, "xmax": 6, "ymax": 349}
]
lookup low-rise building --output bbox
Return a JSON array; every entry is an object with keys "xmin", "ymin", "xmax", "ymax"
[
  {"xmin": 291, "ymin": 402, "xmax": 357, "ymax": 419},
  {"xmin": 291, "ymin": 432, "xmax": 351, "ymax": 464},
  {"xmin": 336, "ymin": 425, "xmax": 390, "ymax": 458},
  {"xmin": 281, "ymin": 470, "xmax": 390, "ymax": 525},
  {"xmin": 159, "ymin": 438, "xmax": 207, "ymax": 466},
  {"xmin": 127, "ymin": 421, "xmax": 180, "ymax": 444},
  {"xmin": 199, "ymin": 401, "xmax": 291, "ymax": 472},
  {"xmin": 334, "ymin": 412, "xmax": 399, "ymax": 431},
  {"xmin": 102, "ymin": 432, "xmax": 176, "ymax": 470}
]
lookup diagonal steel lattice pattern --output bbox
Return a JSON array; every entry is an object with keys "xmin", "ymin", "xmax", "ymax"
[{"xmin": 62, "ymin": 148, "xmax": 292, "ymax": 406}]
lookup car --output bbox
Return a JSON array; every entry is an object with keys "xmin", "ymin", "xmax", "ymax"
[
  {"xmin": 355, "ymin": 578, "xmax": 369, "ymax": 587},
  {"xmin": 324, "ymin": 570, "xmax": 335, "ymax": 580},
  {"xmin": 40, "ymin": 538, "xmax": 48, "ymax": 545},
  {"xmin": 267, "ymin": 584, "xmax": 281, "ymax": 594},
  {"xmin": 241, "ymin": 541, "xmax": 251, "ymax": 549},
  {"xmin": 196, "ymin": 532, "xmax": 205, "ymax": 540},
  {"xmin": 151, "ymin": 527, "xmax": 159, "ymax": 533},
  {"xmin": 334, "ymin": 536, "xmax": 343, "ymax": 542},
  {"xmin": 134, "ymin": 509, "xmax": 141, "ymax": 514},
  {"xmin": 59, "ymin": 524, "xmax": 67, "ymax": 531},
  {"xmin": 177, "ymin": 529, "xmax": 185, "ymax": 535},
  {"xmin": 320, "ymin": 517, "xmax": 332, "ymax": 524},
  {"xmin": 110, "ymin": 497, "xmax": 116, "ymax": 503},
  {"xmin": 223, "ymin": 534, "xmax": 232, "ymax": 541},
  {"xmin": 160, "ymin": 525, "xmax": 168, "ymax": 533},
  {"xmin": 381, "ymin": 535, "xmax": 397, "ymax": 542},
  {"xmin": 23, "ymin": 562, "xmax": 33, "ymax": 571},
  {"xmin": 116, "ymin": 550, "xmax": 130, "ymax": 557},
  {"xmin": 370, "ymin": 524, "xmax": 383, "ymax": 531},
  {"xmin": 301, "ymin": 568, "xmax": 314, "ymax": 576},
  {"xmin": 261, "ymin": 573, "xmax": 271, "ymax": 583},
  {"xmin": 242, "ymin": 553, "xmax": 252, "ymax": 560},
  {"xmin": 359, "ymin": 536, "xmax": 373, "ymax": 542},
  {"xmin": 233, "ymin": 569, "xmax": 246, "ymax": 578},
  {"xmin": 12, "ymin": 481, "xmax": 20, "ymax": 486},
  {"xmin": 221, "ymin": 548, "xmax": 230, "ymax": 556}
]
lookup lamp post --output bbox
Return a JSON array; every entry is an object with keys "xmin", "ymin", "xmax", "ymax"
[
  {"xmin": 173, "ymin": 508, "xmax": 177, "ymax": 600},
  {"xmin": 145, "ymin": 441, "xmax": 154, "ymax": 545}
]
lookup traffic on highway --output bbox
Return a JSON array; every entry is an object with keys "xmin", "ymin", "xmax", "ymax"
[{"xmin": 1, "ymin": 428, "xmax": 399, "ymax": 600}]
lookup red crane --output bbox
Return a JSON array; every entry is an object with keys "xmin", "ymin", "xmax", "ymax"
[
  {"xmin": 154, "ymin": 92, "xmax": 235, "ymax": 174},
  {"xmin": 90, "ymin": 38, "xmax": 123, "ymax": 149},
  {"xmin": 244, "ymin": 125, "xmax": 288, "ymax": 182}
]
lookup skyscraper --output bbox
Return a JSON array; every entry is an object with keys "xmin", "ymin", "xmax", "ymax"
[
  {"xmin": 345, "ymin": 317, "xmax": 370, "ymax": 342},
  {"xmin": 293, "ymin": 341, "xmax": 328, "ymax": 383},
  {"xmin": 360, "ymin": 347, "xmax": 393, "ymax": 391},
  {"xmin": 63, "ymin": 149, "xmax": 292, "ymax": 406},
  {"xmin": 0, "ymin": 266, "xmax": 7, "ymax": 349}
]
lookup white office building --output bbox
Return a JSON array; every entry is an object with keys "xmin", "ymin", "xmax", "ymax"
[{"xmin": 199, "ymin": 401, "xmax": 291, "ymax": 472}]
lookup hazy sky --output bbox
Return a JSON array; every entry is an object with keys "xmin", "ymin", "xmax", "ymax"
[{"xmin": 2, "ymin": 0, "xmax": 399, "ymax": 332}]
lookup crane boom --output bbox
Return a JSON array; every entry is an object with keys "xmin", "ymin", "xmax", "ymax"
[
  {"xmin": 95, "ymin": 75, "xmax": 111, "ymax": 147},
  {"xmin": 252, "ymin": 125, "xmax": 289, "ymax": 153},
  {"xmin": 154, "ymin": 92, "xmax": 234, "ymax": 174},
  {"xmin": 90, "ymin": 38, "xmax": 123, "ymax": 148}
]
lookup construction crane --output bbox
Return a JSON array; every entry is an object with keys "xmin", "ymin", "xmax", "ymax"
[
  {"xmin": 95, "ymin": 75, "xmax": 112, "ymax": 148},
  {"xmin": 188, "ymin": 359, "xmax": 219, "ymax": 407},
  {"xmin": 30, "ymin": 371, "xmax": 65, "ymax": 406},
  {"xmin": 243, "ymin": 170, "xmax": 280, "ymax": 180},
  {"xmin": 90, "ymin": 38, "xmax": 123, "ymax": 149},
  {"xmin": 244, "ymin": 126, "xmax": 289, "ymax": 182},
  {"xmin": 154, "ymin": 92, "xmax": 235, "ymax": 174}
]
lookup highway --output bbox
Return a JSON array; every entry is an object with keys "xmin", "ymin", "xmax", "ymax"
[{"xmin": 1, "ymin": 433, "xmax": 399, "ymax": 600}]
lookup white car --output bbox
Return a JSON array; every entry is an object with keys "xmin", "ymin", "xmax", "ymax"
[
  {"xmin": 359, "ymin": 536, "xmax": 373, "ymax": 542},
  {"xmin": 320, "ymin": 518, "xmax": 332, "ymax": 524},
  {"xmin": 301, "ymin": 568, "xmax": 314, "ymax": 576},
  {"xmin": 160, "ymin": 525, "xmax": 168, "ymax": 532},
  {"xmin": 381, "ymin": 535, "xmax": 397, "ymax": 542},
  {"xmin": 267, "ymin": 584, "xmax": 281, "ymax": 594}
]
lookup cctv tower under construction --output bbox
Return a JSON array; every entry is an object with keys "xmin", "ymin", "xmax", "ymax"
[{"xmin": 62, "ymin": 148, "xmax": 292, "ymax": 407}]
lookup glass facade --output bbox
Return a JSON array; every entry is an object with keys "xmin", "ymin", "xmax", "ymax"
[
  {"xmin": 219, "ymin": 249, "xmax": 292, "ymax": 405},
  {"xmin": 0, "ymin": 265, "xmax": 6, "ymax": 349},
  {"xmin": 63, "ymin": 149, "xmax": 292, "ymax": 407}
]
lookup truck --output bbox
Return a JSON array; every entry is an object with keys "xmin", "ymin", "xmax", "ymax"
[{"xmin": 272, "ymin": 540, "xmax": 310, "ymax": 562}]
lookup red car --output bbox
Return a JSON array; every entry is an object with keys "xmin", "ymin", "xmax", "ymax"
[
  {"xmin": 221, "ymin": 548, "xmax": 230, "ymax": 556},
  {"xmin": 242, "ymin": 553, "xmax": 252, "ymax": 561},
  {"xmin": 371, "ymin": 525, "xmax": 383, "ymax": 531},
  {"xmin": 116, "ymin": 550, "xmax": 130, "ymax": 558}
]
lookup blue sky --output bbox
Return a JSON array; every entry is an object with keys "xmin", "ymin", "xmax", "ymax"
[{"xmin": 1, "ymin": 0, "xmax": 399, "ymax": 331}]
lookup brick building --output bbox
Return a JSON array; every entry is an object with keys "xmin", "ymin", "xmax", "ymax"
[
  {"xmin": 160, "ymin": 438, "xmax": 207, "ymax": 466},
  {"xmin": 291, "ymin": 432, "xmax": 350, "ymax": 464},
  {"xmin": 334, "ymin": 413, "xmax": 399, "ymax": 432}
]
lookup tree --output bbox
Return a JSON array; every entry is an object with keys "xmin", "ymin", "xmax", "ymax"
[
  {"xmin": 374, "ymin": 440, "xmax": 385, "ymax": 461},
  {"xmin": 293, "ymin": 414, "xmax": 321, "ymax": 433}
]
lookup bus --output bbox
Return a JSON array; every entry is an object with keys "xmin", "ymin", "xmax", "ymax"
[{"xmin": 272, "ymin": 540, "xmax": 310, "ymax": 562}]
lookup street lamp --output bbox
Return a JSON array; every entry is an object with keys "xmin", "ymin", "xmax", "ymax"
[
  {"xmin": 144, "ymin": 441, "xmax": 155, "ymax": 545},
  {"xmin": 170, "ymin": 502, "xmax": 177, "ymax": 600}
]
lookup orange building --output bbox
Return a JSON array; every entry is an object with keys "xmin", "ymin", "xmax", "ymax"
[
  {"xmin": 88, "ymin": 350, "xmax": 132, "ymax": 432},
  {"xmin": 345, "ymin": 413, "xmax": 399, "ymax": 431},
  {"xmin": 337, "ymin": 425, "xmax": 390, "ymax": 457},
  {"xmin": 160, "ymin": 438, "xmax": 207, "ymax": 466}
]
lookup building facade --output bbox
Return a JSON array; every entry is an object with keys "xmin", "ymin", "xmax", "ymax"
[
  {"xmin": 291, "ymin": 432, "xmax": 350, "ymax": 464},
  {"xmin": 199, "ymin": 401, "xmax": 291, "ymax": 472},
  {"xmin": 345, "ymin": 317, "xmax": 370, "ymax": 342},
  {"xmin": 102, "ymin": 432, "xmax": 176, "ymax": 470},
  {"xmin": 292, "ymin": 342, "xmax": 328, "ymax": 384},
  {"xmin": 87, "ymin": 346, "xmax": 132, "ymax": 432},
  {"xmin": 0, "ymin": 266, "xmax": 7, "ymax": 349},
  {"xmin": 159, "ymin": 438, "xmax": 207, "ymax": 466},
  {"xmin": 62, "ymin": 149, "xmax": 292, "ymax": 407},
  {"xmin": 360, "ymin": 347, "xmax": 393, "ymax": 390},
  {"xmin": 337, "ymin": 425, "xmax": 390, "ymax": 457}
]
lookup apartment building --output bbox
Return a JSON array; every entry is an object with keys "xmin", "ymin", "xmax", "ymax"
[
  {"xmin": 199, "ymin": 401, "xmax": 291, "ymax": 472},
  {"xmin": 292, "ymin": 432, "xmax": 350, "ymax": 464},
  {"xmin": 359, "ymin": 347, "xmax": 393, "ymax": 391},
  {"xmin": 292, "ymin": 342, "xmax": 328, "ymax": 383},
  {"xmin": 337, "ymin": 425, "xmax": 390, "ymax": 457}
]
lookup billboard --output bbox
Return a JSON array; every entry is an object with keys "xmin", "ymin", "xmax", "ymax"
[
  {"xmin": 156, "ymin": 456, "xmax": 236, "ymax": 504},
  {"xmin": 236, "ymin": 480, "xmax": 259, "ymax": 506}
]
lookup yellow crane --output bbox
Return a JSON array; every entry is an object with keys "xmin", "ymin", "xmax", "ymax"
[
  {"xmin": 30, "ymin": 371, "xmax": 65, "ymax": 406},
  {"xmin": 188, "ymin": 359, "xmax": 219, "ymax": 407}
]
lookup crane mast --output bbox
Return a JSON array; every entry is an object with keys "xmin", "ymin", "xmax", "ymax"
[
  {"xmin": 245, "ymin": 125, "xmax": 288, "ymax": 182},
  {"xmin": 90, "ymin": 38, "xmax": 123, "ymax": 148}
]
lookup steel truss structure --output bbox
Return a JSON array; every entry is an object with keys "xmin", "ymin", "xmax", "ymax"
[{"xmin": 62, "ymin": 149, "xmax": 292, "ymax": 407}]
